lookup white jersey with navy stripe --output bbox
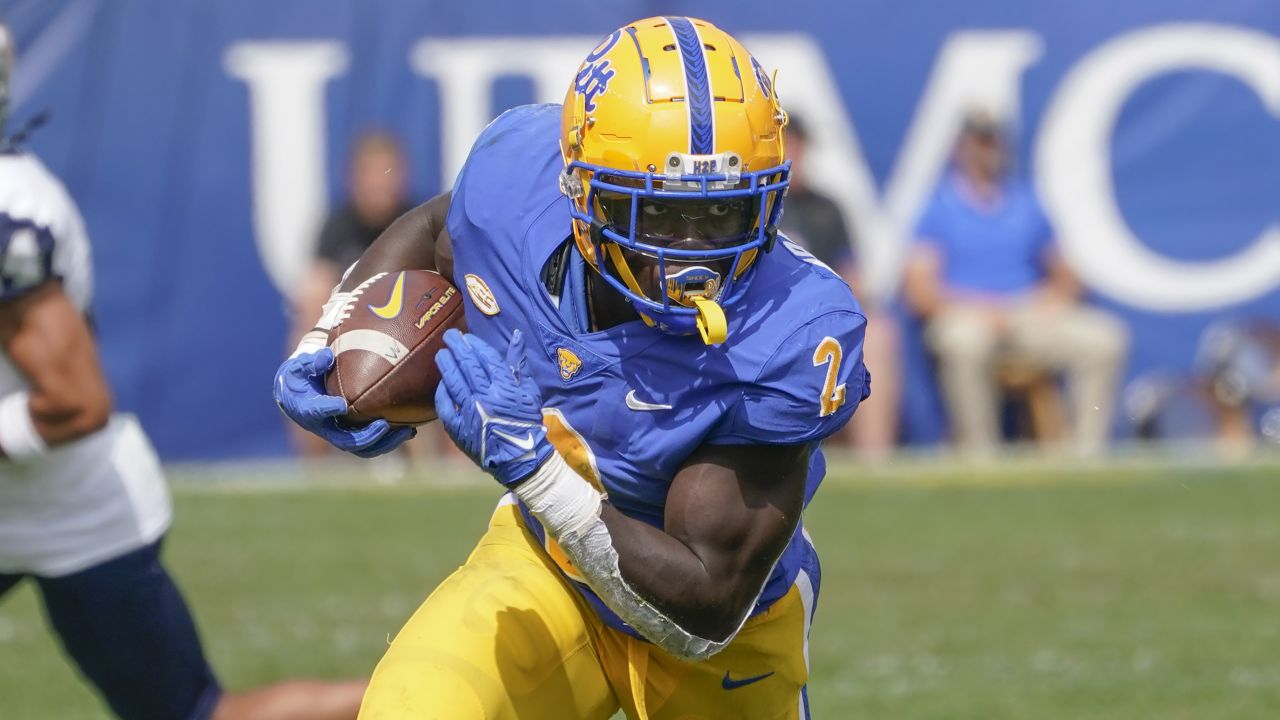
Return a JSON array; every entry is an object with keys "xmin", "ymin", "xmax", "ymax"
[{"xmin": 0, "ymin": 151, "xmax": 171, "ymax": 577}]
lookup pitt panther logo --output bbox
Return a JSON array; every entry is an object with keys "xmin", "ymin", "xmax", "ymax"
[
  {"xmin": 575, "ymin": 30, "xmax": 620, "ymax": 112},
  {"xmin": 557, "ymin": 347, "xmax": 583, "ymax": 382}
]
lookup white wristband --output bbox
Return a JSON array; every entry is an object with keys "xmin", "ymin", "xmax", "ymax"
[
  {"xmin": 514, "ymin": 451, "xmax": 605, "ymax": 535},
  {"xmin": 0, "ymin": 391, "xmax": 47, "ymax": 461}
]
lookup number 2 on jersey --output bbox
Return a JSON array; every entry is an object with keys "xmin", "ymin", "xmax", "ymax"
[{"xmin": 812, "ymin": 336, "xmax": 847, "ymax": 418}]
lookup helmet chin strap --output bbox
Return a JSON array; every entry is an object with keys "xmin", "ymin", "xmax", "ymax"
[
  {"xmin": 601, "ymin": 241, "xmax": 727, "ymax": 345},
  {"xmin": 692, "ymin": 297, "xmax": 727, "ymax": 345},
  {"xmin": 603, "ymin": 242, "xmax": 657, "ymax": 330}
]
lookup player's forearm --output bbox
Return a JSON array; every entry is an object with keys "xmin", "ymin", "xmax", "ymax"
[
  {"xmin": 514, "ymin": 452, "xmax": 798, "ymax": 660},
  {"xmin": 0, "ymin": 387, "xmax": 111, "ymax": 459},
  {"xmin": 599, "ymin": 503, "xmax": 760, "ymax": 641},
  {"xmin": 23, "ymin": 345, "xmax": 112, "ymax": 446},
  {"xmin": 338, "ymin": 192, "xmax": 452, "ymax": 293},
  {"xmin": 600, "ymin": 443, "xmax": 809, "ymax": 641},
  {"xmin": 0, "ymin": 283, "xmax": 113, "ymax": 457},
  {"xmin": 290, "ymin": 194, "xmax": 453, "ymax": 359},
  {"xmin": 515, "ymin": 455, "xmax": 743, "ymax": 660},
  {"xmin": 28, "ymin": 387, "xmax": 110, "ymax": 444}
]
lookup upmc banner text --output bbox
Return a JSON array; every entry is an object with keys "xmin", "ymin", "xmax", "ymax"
[{"xmin": 7, "ymin": 1, "xmax": 1278, "ymax": 457}]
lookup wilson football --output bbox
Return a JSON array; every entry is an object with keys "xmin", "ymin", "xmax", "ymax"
[{"xmin": 325, "ymin": 269, "xmax": 466, "ymax": 426}]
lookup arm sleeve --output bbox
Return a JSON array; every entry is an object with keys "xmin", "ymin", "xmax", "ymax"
[
  {"xmin": 0, "ymin": 216, "xmax": 58, "ymax": 301},
  {"xmin": 709, "ymin": 309, "xmax": 870, "ymax": 445}
]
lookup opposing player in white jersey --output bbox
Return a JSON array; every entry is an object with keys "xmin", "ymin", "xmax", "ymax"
[{"xmin": 0, "ymin": 24, "xmax": 363, "ymax": 720}]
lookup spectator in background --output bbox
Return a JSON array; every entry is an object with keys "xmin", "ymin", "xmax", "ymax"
[
  {"xmin": 904, "ymin": 109, "xmax": 1128, "ymax": 456},
  {"xmin": 781, "ymin": 116, "xmax": 900, "ymax": 457},
  {"xmin": 289, "ymin": 131, "xmax": 412, "ymax": 457},
  {"xmin": 1195, "ymin": 321, "xmax": 1280, "ymax": 450},
  {"xmin": 779, "ymin": 116, "xmax": 857, "ymax": 277},
  {"xmin": 1128, "ymin": 320, "xmax": 1280, "ymax": 453}
]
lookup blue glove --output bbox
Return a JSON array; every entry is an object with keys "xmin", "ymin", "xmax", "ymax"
[
  {"xmin": 273, "ymin": 347, "xmax": 416, "ymax": 458},
  {"xmin": 434, "ymin": 328, "xmax": 553, "ymax": 486}
]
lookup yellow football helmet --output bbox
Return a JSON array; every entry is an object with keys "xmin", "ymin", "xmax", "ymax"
[{"xmin": 559, "ymin": 16, "xmax": 789, "ymax": 344}]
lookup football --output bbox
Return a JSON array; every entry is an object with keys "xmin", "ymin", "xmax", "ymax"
[{"xmin": 325, "ymin": 269, "xmax": 466, "ymax": 426}]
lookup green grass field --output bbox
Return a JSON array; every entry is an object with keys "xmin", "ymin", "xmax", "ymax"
[{"xmin": 2, "ymin": 459, "xmax": 1278, "ymax": 718}]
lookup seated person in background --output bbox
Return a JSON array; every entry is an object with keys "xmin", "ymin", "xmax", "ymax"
[
  {"xmin": 904, "ymin": 109, "xmax": 1128, "ymax": 455},
  {"xmin": 781, "ymin": 116, "xmax": 900, "ymax": 457},
  {"xmin": 289, "ymin": 131, "xmax": 412, "ymax": 457}
]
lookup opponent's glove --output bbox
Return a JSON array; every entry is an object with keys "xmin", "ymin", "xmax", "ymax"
[
  {"xmin": 434, "ymin": 329, "xmax": 554, "ymax": 487},
  {"xmin": 273, "ymin": 348, "xmax": 415, "ymax": 458}
]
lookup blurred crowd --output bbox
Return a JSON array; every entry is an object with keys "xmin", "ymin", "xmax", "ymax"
[{"xmin": 291, "ymin": 114, "xmax": 1280, "ymax": 462}]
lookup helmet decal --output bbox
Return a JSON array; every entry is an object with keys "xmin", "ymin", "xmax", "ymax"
[
  {"xmin": 665, "ymin": 17, "xmax": 714, "ymax": 155},
  {"xmin": 575, "ymin": 30, "xmax": 621, "ymax": 113},
  {"xmin": 750, "ymin": 55, "xmax": 773, "ymax": 99}
]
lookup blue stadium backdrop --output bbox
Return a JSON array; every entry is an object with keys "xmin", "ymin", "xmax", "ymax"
[{"xmin": 3, "ymin": 0, "xmax": 1278, "ymax": 459}]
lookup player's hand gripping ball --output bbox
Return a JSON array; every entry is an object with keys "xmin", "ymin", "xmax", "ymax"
[
  {"xmin": 273, "ymin": 348, "xmax": 416, "ymax": 458},
  {"xmin": 274, "ymin": 270, "xmax": 466, "ymax": 458},
  {"xmin": 434, "ymin": 329, "xmax": 554, "ymax": 486}
]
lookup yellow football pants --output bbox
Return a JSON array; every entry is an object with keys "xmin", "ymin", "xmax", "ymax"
[{"xmin": 358, "ymin": 500, "xmax": 816, "ymax": 719}]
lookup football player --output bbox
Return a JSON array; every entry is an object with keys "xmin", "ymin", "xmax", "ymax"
[
  {"xmin": 0, "ymin": 24, "xmax": 364, "ymax": 720},
  {"xmin": 276, "ymin": 17, "xmax": 869, "ymax": 719}
]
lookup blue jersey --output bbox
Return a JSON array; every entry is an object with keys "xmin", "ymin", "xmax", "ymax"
[
  {"xmin": 447, "ymin": 104, "xmax": 870, "ymax": 636},
  {"xmin": 915, "ymin": 172, "xmax": 1054, "ymax": 296}
]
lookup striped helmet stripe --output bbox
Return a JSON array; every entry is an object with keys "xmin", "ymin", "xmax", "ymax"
[{"xmin": 665, "ymin": 17, "xmax": 714, "ymax": 155}]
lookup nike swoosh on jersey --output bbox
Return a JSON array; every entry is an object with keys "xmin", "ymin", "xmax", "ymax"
[
  {"xmin": 490, "ymin": 427, "xmax": 536, "ymax": 451},
  {"xmin": 368, "ymin": 271, "xmax": 406, "ymax": 320},
  {"xmin": 721, "ymin": 671, "xmax": 774, "ymax": 691},
  {"xmin": 625, "ymin": 389, "xmax": 673, "ymax": 412}
]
